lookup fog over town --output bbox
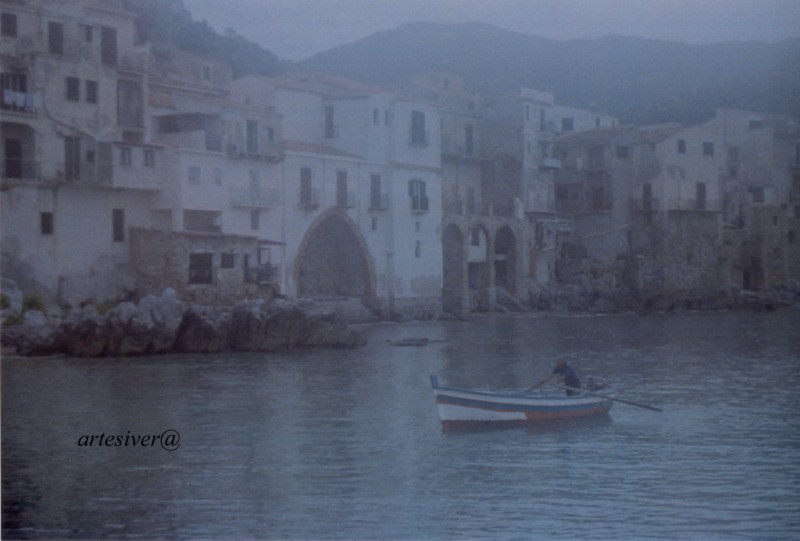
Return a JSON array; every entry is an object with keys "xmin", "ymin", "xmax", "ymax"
[{"xmin": 1, "ymin": 1, "xmax": 799, "ymax": 539}]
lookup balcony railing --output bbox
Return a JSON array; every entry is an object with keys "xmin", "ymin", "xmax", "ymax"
[
  {"xmin": 411, "ymin": 195, "xmax": 429, "ymax": 212},
  {"xmin": 1, "ymin": 158, "xmax": 39, "ymax": 180},
  {"xmin": 666, "ymin": 198, "xmax": 721, "ymax": 212},
  {"xmin": 231, "ymin": 186, "xmax": 280, "ymax": 208},
  {"xmin": 539, "ymin": 157, "xmax": 562, "ymax": 169},
  {"xmin": 2, "ymin": 91, "xmax": 40, "ymax": 114},
  {"xmin": 630, "ymin": 198, "xmax": 660, "ymax": 213},
  {"xmin": 369, "ymin": 193, "xmax": 389, "ymax": 211},
  {"xmin": 298, "ymin": 189, "xmax": 320, "ymax": 210},
  {"xmin": 336, "ymin": 190, "xmax": 356, "ymax": 208}
]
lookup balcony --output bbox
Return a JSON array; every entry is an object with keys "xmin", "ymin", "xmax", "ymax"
[
  {"xmin": 538, "ymin": 157, "xmax": 562, "ymax": 169},
  {"xmin": 666, "ymin": 198, "xmax": 721, "ymax": 212},
  {"xmin": 369, "ymin": 193, "xmax": 389, "ymax": 211},
  {"xmin": 411, "ymin": 195, "xmax": 429, "ymax": 213},
  {"xmin": 298, "ymin": 189, "xmax": 320, "ymax": 210},
  {"xmin": 231, "ymin": 186, "xmax": 280, "ymax": 209},
  {"xmin": 336, "ymin": 190, "xmax": 356, "ymax": 209},
  {"xmin": 630, "ymin": 198, "xmax": 660, "ymax": 213},
  {"xmin": 227, "ymin": 139, "xmax": 282, "ymax": 162},
  {"xmin": 1, "ymin": 158, "xmax": 39, "ymax": 182},
  {"xmin": 2, "ymin": 91, "xmax": 40, "ymax": 114}
]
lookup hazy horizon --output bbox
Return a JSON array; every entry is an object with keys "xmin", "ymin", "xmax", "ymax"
[{"xmin": 182, "ymin": 0, "xmax": 800, "ymax": 61}]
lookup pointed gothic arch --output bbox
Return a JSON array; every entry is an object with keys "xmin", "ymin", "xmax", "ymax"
[{"xmin": 294, "ymin": 209, "xmax": 374, "ymax": 298}]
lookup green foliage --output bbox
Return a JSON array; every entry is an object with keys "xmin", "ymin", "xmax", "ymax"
[
  {"xmin": 4, "ymin": 312, "xmax": 24, "ymax": 326},
  {"xmin": 123, "ymin": 0, "xmax": 288, "ymax": 78},
  {"xmin": 22, "ymin": 295, "xmax": 44, "ymax": 312}
]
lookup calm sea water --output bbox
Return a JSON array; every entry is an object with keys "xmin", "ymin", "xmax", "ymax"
[{"xmin": 3, "ymin": 308, "xmax": 799, "ymax": 540}]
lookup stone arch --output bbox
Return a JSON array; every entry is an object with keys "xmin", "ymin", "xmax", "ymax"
[
  {"xmin": 442, "ymin": 223, "xmax": 466, "ymax": 316},
  {"xmin": 494, "ymin": 225, "xmax": 517, "ymax": 294},
  {"xmin": 294, "ymin": 209, "xmax": 373, "ymax": 298}
]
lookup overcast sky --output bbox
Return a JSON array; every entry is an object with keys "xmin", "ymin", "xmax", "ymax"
[{"xmin": 182, "ymin": 0, "xmax": 800, "ymax": 61}]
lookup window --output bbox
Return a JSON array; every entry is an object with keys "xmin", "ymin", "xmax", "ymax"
[
  {"xmin": 221, "ymin": 253, "xmax": 235, "ymax": 269},
  {"xmin": 465, "ymin": 124, "xmax": 474, "ymax": 156},
  {"xmin": 410, "ymin": 110, "xmax": 426, "ymax": 146},
  {"xmin": 66, "ymin": 77, "xmax": 80, "ymax": 101},
  {"xmin": 409, "ymin": 179, "xmax": 428, "ymax": 212},
  {"xmin": 616, "ymin": 145, "xmax": 630, "ymax": 159},
  {"xmin": 561, "ymin": 118, "xmax": 574, "ymax": 132},
  {"xmin": 250, "ymin": 209, "xmax": 260, "ymax": 230},
  {"xmin": 370, "ymin": 174, "xmax": 383, "ymax": 209},
  {"xmin": 300, "ymin": 167, "xmax": 313, "ymax": 205},
  {"xmin": 40, "ymin": 212, "xmax": 53, "ymax": 235},
  {"xmin": 64, "ymin": 136, "xmax": 80, "ymax": 181},
  {"xmin": 188, "ymin": 166, "xmax": 201, "ymax": 184},
  {"xmin": 470, "ymin": 228, "xmax": 480, "ymax": 246},
  {"xmin": 336, "ymin": 170, "xmax": 349, "ymax": 207},
  {"xmin": 246, "ymin": 120, "xmax": 259, "ymax": 154},
  {"xmin": 85, "ymin": 80, "xmax": 98, "ymax": 104},
  {"xmin": 117, "ymin": 80, "xmax": 143, "ymax": 128},
  {"xmin": 112, "ymin": 208, "xmax": 125, "ymax": 242},
  {"xmin": 677, "ymin": 139, "xmax": 686, "ymax": 154},
  {"xmin": 415, "ymin": 241, "xmax": 421, "ymax": 258},
  {"xmin": 120, "ymin": 146, "xmax": 131, "ymax": 165},
  {"xmin": 703, "ymin": 142, "xmax": 714, "ymax": 156},
  {"xmin": 48, "ymin": 22, "xmax": 63, "ymax": 55},
  {"xmin": 100, "ymin": 26, "xmax": 117, "ymax": 65},
  {"xmin": 82, "ymin": 24, "xmax": 93, "ymax": 42},
  {"xmin": 696, "ymin": 183, "xmax": 707, "ymax": 210},
  {"xmin": 373, "ymin": 108, "xmax": 379, "ymax": 125},
  {"xmin": 324, "ymin": 105, "xmax": 335, "ymax": 138},
  {"xmin": 1, "ymin": 13, "xmax": 17, "ymax": 37},
  {"xmin": 189, "ymin": 253, "xmax": 213, "ymax": 284},
  {"xmin": 144, "ymin": 149, "xmax": 154, "ymax": 167},
  {"xmin": 86, "ymin": 150, "xmax": 95, "ymax": 163}
]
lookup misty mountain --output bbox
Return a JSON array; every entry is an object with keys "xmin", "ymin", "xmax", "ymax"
[{"xmin": 299, "ymin": 22, "xmax": 800, "ymax": 125}]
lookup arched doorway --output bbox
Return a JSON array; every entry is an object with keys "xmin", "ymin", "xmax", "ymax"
[
  {"xmin": 442, "ymin": 224, "xmax": 465, "ymax": 315},
  {"xmin": 295, "ymin": 211, "xmax": 372, "ymax": 298},
  {"xmin": 494, "ymin": 226, "xmax": 516, "ymax": 294}
]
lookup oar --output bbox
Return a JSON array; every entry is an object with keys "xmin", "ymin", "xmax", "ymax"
[
  {"xmin": 552, "ymin": 383, "xmax": 663, "ymax": 413},
  {"xmin": 515, "ymin": 375, "xmax": 556, "ymax": 395}
]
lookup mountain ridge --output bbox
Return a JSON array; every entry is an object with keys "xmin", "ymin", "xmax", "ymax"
[{"xmin": 299, "ymin": 21, "xmax": 800, "ymax": 125}]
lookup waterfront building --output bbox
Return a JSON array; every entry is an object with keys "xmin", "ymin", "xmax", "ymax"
[{"xmin": 229, "ymin": 71, "xmax": 444, "ymax": 318}]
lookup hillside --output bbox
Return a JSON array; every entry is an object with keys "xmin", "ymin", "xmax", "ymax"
[{"xmin": 300, "ymin": 22, "xmax": 800, "ymax": 125}]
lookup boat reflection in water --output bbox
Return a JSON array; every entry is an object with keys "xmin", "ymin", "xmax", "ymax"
[{"xmin": 430, "ymin": 375, "xmax": 613, "ymax": 431}]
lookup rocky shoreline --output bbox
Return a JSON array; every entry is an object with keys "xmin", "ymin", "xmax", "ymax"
[
  {"xmin": 2, "ymin": 279, "xmax": 798, "ymax": 358},
  {"xmin": 1, "ymin": 286, "xmax": 366, "ymax": 358}
]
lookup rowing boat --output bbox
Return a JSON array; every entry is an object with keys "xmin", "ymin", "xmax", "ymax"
[{"xmin": 430, "ymin": 375, "xmax": 613, "ymax": 429}]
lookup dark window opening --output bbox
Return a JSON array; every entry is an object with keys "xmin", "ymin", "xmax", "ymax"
[
  {"xmin": 48, "ymin": 22, "xmax": 63, "ymax": 55},
  {"xmin": 324, "ymin": 105, "xmax": 335, "ymax": 138},
  {"xmin": 40, "ymin": 212, "xmax": 53, "ymax": 235},
  {"xmin": 100, "ymin": 26, "xmax": 117, "ymax": 65},
  {"xmin": 189, "ymin": 253, "xmax": 213, "ymax": 284},
  {"xmin": 66, "ymin": 77, "xmax": 80, "ymax": 101},
  {"xmin": 112, "ymin": 208, "xmax": 125, "ymax": 242},
  {"xmin": 2, "ymin": 13, "xmax": 17, "ymax": 37},
  {"xmin": 85, "ymin": 80, "xmax": 98, "ymax": 104},
  {"xmin": 64, "ymin": 136, "xmax": 80, "ymax": 181},
  {"xmin": 410, "ymin": 110, "xmax": 426, "ymax": 146},
  {"xmin": 221, "ymin": 253, "xmax": 235, "ymax": 269}
]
